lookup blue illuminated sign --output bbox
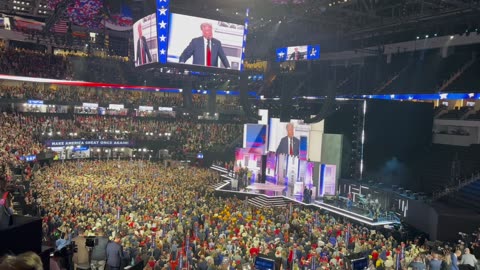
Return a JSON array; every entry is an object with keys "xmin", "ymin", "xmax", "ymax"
[{"xmin": 27, "ymin": 100, "xmax": 44, "ymax": 105}]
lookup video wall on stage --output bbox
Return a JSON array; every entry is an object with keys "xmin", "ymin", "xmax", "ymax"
[
  {"xmin": 243, "ymin": 124, "xmax": 267, "ymax": 155},
  {"xmin": 268, "ymin": 118, "xmax": 311, "ymax": 160},
  {"xmin": 133, "ymin": 0, "xmax": 248, "ymax": 70}
]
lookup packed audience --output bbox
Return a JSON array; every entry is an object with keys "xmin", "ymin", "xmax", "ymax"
[
  {"xmin": 17, "ymin": 160, "xmax": 478, "ymax": 270},
  {"xmin": 0, "ymin": 48, "xmax": 72, "ymax": 79},
  {"xmin": 0, "ymin": 113, "xmax": 44, "ymax": 173},
  {"xmin": 9, "ymin": 114, "xmax": 240, "ymax": 154},
  {"xmin": 0, "ymin": 84, "xmax": 184, "ymax": 108},
  {"xmin": 0, "ymin": 84, "xmax": 245, "ymax": 110}
]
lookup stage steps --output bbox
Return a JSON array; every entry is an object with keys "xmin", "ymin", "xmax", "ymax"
[
  {"xmin": 210, "ymin": 181, "xmax": 229, "ymax": 190},
  {"xmin": 247, "ymin": 196, "xmax": 291, "ymax": 208}
]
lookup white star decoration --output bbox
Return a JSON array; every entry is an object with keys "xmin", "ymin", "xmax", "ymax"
[
  {"xmin": 159, "ymin": 35, "xmax": 166, "ymax": 42},
  {"xmin": 439, "ymin": 93, "xmax": 448, "ymax": 99},
  {"xmin": 158, "ymin": 7, "xmax": 167, "ymax": 15},
  {"xmin": 158, "ymin": 0, "xmax": 167, "ymax": 2},
  {"xmin": 468, "ymin": 93, "xmax": 474, "ymax": 98},
  {"xmin": 310, "ymin": 48, "xmax": 317, "ymax": 56},
  {"xmin": 159, "ymin": 21, "xmax": 167, "ymax": 28},
  {"xmin": 278, "ymin": 51, "xmax": 285, "ymax": 58},
  {"xmin": 160, "ymin": 49, "xmax": 166, "ymax": 55},
  {"xmin": 245, "ymin": 22, "xmax": 248, "ymax": 29}
]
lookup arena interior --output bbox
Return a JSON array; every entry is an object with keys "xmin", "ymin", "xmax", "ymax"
[{"xmin": 0, "ymin": 0, "xmax": 480, "ymax": 270}]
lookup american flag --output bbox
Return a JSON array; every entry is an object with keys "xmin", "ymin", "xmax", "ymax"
[{"xmin": 52, "ymin": 19, "xmax": 69, "ymax": 33}]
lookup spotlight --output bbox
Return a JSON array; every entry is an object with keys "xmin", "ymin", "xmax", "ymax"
[
  {"xmin": 425, "ymin": 35, "xmax": 429, "ymax": 38},
  {"xmin": 416, "ymin": 36, "xmax": 420, "ymax": 40},
  {"xmin": 450, "ymin": 35, "xmax": 454, "ymax": 39},
  {"xmin": 278, "ymin": 20, "xmax": 282, "ymax": 23}
]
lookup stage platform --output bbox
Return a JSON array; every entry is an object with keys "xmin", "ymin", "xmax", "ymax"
[{"xmin": 210, "ymin": 165, "xmax": 400, "ymax": 226}]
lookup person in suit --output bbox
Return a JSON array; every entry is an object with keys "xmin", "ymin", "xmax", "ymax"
[
  {"xmin": 179, "ymin": 22, "xmax": 230, "ymax": 68},
  {"xmin": 276, "ymin": 123, "xmax": 300, "ymax": 156},
  {"xmin": 136, "ymin": 23, "xmax": 152, "ymax": 66},
  {"xmin": 452, "ymin": 250, "xmax": 462, "ymax": 270},
  {"xmin": 460, "ymin": 248, "xmax": 478, "ymax": 270},
  {"xmin": 106, "ymin": 235, "xmax": 124, "ymax": 270},
  {"xmin": 289, "ymin": 47, "xmax": 304, "ymax": 61}
]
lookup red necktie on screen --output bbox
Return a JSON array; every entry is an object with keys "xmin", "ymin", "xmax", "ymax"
[
  {"xmin": 206, "ymin": 40, "xmax": 212, "ymax": 67},
  {"xmin": 289, "ymin": 138, "xmax": 293, "ymax": 155}
]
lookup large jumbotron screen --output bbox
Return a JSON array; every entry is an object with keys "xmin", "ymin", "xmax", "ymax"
[
  {"xmin": 167, "ymin": 13, "xmax": 245, "ymax": 70},
  {"xmin": 133, "ymin": 0, "xmax": 248, "ymax": 70}
]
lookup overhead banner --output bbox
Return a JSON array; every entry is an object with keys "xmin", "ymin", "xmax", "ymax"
[{"xmin": 45, "ymin": 140, "xmax": 134, "ymax": 147}]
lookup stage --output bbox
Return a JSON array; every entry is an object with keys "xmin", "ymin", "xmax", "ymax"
[{"xmin": 211, "ymin": 165, "xmax": 400, "ymax": 226}]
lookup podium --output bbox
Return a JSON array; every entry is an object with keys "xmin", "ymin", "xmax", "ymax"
[{"xmin": 0, "ymin": 215, "xmax": 42, "ymax": 256}]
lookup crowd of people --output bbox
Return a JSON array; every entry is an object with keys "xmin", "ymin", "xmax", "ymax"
[
  {"xmin": 0, "ymin": 83, "xmax": 245, "ymax": 111},
  {"xmin": 18, "ymin": 114, "xmax": 241, "ymax": 153},
  {"xmin": 0, "ymin": 113, "xmax": 44, "ymax": 175},
  {"xmin": 0, "ymin": 84, "xmax": 185, "ymax": 109},
  {"xmin": 0, "ymin": 48, "xmax": 72, "ymax": 79},
  {"xmin": 9, "ymin": 159, "xmax": 477, "ymax": 270}
]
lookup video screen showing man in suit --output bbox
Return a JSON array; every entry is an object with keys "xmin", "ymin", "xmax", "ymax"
[
  {"xmin": 133, "ymin": 13, "xmax": 158, "ymax": 67},
  {"xmin": 179, "ymin": 22, "xmax": 230, "ymax": 68},
  {"xmin": 136, "ymin": 23, "xmax": 152, "ymax": 66},
  {"xmin": 289, "ymin": 47, "xmax": 304, "ymax": 61},
  {"xmin": 167, "ymin": 13, "xmax": 244, "ymax": 70},
  {"xmin": 287, "ymin": 46, "xmax": 307, "ymax": 61},
  {"xmin": 276, "ymin": 123, "xmax": 300, "ymax": 156}
]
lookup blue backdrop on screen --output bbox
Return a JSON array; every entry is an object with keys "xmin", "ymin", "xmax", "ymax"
[
  {"xmin": 299, "ymin": 136, "xmax": 308, "ymax": 160},
  {"xmin": 244, "ymin": 124, "xmax": 267, "ymax": 154},
  {"xmin": 276, "ymin": 45, "xmax": 320, "ymax": 62}
]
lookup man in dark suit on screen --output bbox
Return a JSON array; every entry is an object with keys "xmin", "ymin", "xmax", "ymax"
[
  {"xmin": 276, "ymin": 123, "xmax": 300, "ymax": 156},
  {"xmin": 179, "ymin": 22, "xmax": 230, "ymax": 68},
  {"xmin": 289, "ymin": 47, "xmax": 304, "ymax": 61},
  {"xmin": 136, "ymin": 23, "xmax": 152, "ymax": 66}
]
